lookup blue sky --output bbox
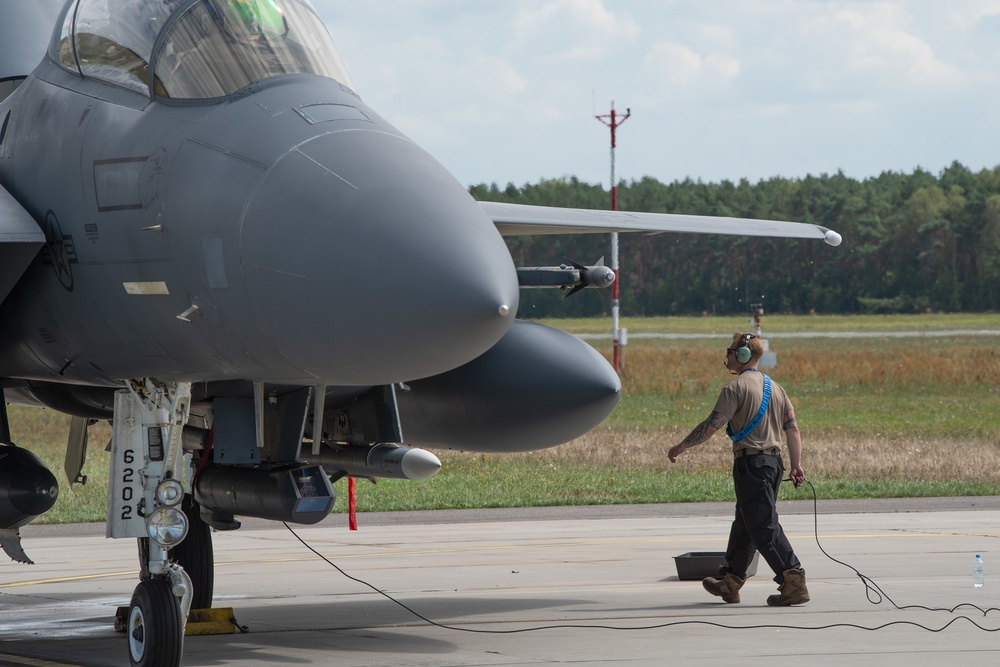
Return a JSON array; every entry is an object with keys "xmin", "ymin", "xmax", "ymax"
[{"xmin": 310, "ymin": 1, "xmax": 1000, "ymax": 189}]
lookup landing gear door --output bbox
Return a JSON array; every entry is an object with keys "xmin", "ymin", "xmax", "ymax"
[{"xmin": 107, "ymin": 389, "xmax": 164, "ymax": 538}]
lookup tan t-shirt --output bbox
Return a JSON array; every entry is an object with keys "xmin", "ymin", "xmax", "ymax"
[{"xmin": 712, "ymin": 370, "xmax": 792, "ymax": 452}]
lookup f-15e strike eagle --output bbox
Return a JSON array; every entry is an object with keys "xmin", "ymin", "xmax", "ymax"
[{"xmin": 0, "ymin": 1, "xmax": 841, "ymax": 664}]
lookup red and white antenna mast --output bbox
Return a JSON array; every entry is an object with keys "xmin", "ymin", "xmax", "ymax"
[{"xmin": 595, "ymin": 101, "xmax": 630, "ymax": 372}]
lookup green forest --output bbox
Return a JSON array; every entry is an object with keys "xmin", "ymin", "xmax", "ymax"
[{"xmin": 471, "ymin": 161, "xmax": 1000, "ymax": 318}]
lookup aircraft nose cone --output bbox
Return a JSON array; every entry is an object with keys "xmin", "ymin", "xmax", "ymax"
[{"xmin": 240, "ymin": 130, "xmax": 518, "ymax": 384}]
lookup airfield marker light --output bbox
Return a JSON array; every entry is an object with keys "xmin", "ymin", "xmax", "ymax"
[
  {"xmin": 146, "ymin": 506, "xmax": 189, "ymax": 547},
  {"xmin": 595, "ymin": 102, "xmax": 630, "ymax": 373}
]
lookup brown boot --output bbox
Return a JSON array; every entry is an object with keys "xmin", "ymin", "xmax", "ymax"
[
  {"xmin": 766, "ymin": 568, "xmax": 810, "ymax": 606},
  {"xmin": 702, "ymin": 572, "xmax": 745, "ymax": 603}
]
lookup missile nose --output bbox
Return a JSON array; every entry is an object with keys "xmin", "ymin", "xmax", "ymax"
[
  {"xmin": 240, "ymin": 130, "xmax": 519, "ymax": 384},
  {"xmin": 588, "ymin": 266, "xmax": 616, "ymax": 289},
  {"xmin": 398, "ymin": 447, "xmax": 442, "ymax": 481}
]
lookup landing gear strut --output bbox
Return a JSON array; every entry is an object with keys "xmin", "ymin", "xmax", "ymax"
[{"xmin": 109, "ymin": 380, "xmax": 194, "ymax": 667}]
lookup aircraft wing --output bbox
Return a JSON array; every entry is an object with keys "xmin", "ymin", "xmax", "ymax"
[
  {"xmin": 0, "ymin": 184, "xmax": 45, "ymax": 304},
  {"xmin": 480, "ymin": 201, "xmax": 843, "ymax": 246}
]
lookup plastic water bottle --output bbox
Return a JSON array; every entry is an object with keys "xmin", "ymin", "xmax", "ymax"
[{"xmin": 973, "ymin": 554, "xmax": 985, "ymax": 588}]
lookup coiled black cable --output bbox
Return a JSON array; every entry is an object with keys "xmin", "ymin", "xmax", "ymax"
[
  {"xmin": 794, "ymin": 478, "xmax": 999, "ymax": 617},
  {"xmin": 282, "ymin": 481, "xmax": 1000, "ymax": 634}
]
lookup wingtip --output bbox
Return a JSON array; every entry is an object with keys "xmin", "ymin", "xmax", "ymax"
[{"xmin": 824, "ymin": 229, "xmax": 843, "ymax": 247}]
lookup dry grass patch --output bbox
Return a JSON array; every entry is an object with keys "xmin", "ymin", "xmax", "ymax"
[
  {"xmin": 777, "ymin": 347, "xmax": 1000, "ymax": 387},
  {"xmin": 616, "ymin": 345, "xmax": 1000, "ymax": 393},
  {"xmin": 492, "ymin": 428, "xmax": 1000, "ymax": 486}
]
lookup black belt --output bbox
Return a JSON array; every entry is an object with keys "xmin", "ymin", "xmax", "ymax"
[{"xmin": 733, "ymin": 447, "xmax": 780, "ymax": 459}]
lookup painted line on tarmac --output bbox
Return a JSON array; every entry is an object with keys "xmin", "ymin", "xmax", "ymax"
[
  {"xmin": 1, "ymin": 538, "xmax": 711, "ymax": 588},
  {"xmin": 0, "ymin": 570, "xmax": 138, "ymax": 588},
  {"xmin": 7, "ymin": 531, "xmax": 996, "ymax": 590},
  {"xmin": 0, "ymin": 653, "xmax": 77, "ymax": 667}
]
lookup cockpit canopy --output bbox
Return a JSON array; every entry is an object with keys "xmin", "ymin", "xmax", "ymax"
[{"xmin": 51, "ymin": 0, "xmax": 354, "ymax": 100}]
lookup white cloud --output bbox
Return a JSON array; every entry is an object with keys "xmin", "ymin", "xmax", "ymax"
[
  {"xmin": 512, "ymin": 0, "xmax": 639, "ymax": 61},
  {"xmin": 642, "ymin": 40, "xmax": 740, "ymax": 91},
  {"xmin": 799, "ymin": 5, "xmax": 968, "ymax": 93},
  {"xmin": 464, "ymin": 55, "xmax": 527, "ymax": 98}
]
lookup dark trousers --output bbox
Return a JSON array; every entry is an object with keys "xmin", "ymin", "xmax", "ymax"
[{"xmin": 723, "ymin": 453, "xmax": 801, "ymax": 583}]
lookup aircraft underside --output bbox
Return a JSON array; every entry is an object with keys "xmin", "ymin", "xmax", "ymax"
[{"xmin": 0, "ymin": 332, "xmax": 622, "ymax": 664}]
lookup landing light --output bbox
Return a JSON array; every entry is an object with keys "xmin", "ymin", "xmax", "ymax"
[
  {"xmin": 146, "ymin": 507, "xmax": 189, "ymax": 547},
  {"xmin": 155, "ymin": 479, "xmax": 184, "ymax": 507}
]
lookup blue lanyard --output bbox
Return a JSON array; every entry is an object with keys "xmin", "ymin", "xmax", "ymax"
[{"xmin": 728, "ymin": 374, "xmax": 771, "ymax": 442}]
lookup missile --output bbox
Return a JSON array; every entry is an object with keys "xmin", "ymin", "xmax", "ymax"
[
  {"xmin": 301, "ymin": 443, "xmax": 441, "ymax": 481},
  {"xmin": 578, "ymin": 262, "xmax": 616, "ymax": 289},
  {"xmin": 191, "ymin": 443, "xmax": 437, "ymax": 530},
  {"xmin": 516, "ymin": 257, "xmax": 615, "ymax": 296}
]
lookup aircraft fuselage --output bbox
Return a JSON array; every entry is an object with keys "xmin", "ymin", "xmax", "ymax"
[{"xmin": 0, "ymin": 61, "xmax": 518, "ymax": 388}]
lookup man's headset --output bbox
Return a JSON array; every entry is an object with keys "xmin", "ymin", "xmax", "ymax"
[{"xmin": 735, "ymin": 333, "xmax": 756, "ymax": 364}]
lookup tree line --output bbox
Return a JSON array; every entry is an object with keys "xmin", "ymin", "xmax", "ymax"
[{"xmin": 470, "ymin": 161, "xmax": 1000, "ymax": 318}]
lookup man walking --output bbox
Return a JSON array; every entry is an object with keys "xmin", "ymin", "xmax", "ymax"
[{"xmin": 668, "ymin": 332, "xmax": 809, "ymax": 606}]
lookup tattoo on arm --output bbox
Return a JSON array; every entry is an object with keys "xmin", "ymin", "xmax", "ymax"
[
  {"xmin": 680, "ymin": 421, "xmax": 710, "ymax": 447},
  {"xmin": 783, "ymin": 409, "xmax": 797, "ymax": 431},
  {"xmin": 680, "ymin": 412, "xmax": 726, "ymax": 447}
]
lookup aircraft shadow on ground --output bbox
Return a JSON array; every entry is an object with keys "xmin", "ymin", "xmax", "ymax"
[
  {"xmin": 181, "ymin": 595, "xmax": 602, "ymax": 663},
  {"xmin": 229, "ymin": 593, "xmax": 591, "ymax": 630}
]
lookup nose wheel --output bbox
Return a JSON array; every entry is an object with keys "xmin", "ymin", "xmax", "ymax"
[{"xmin": 127, "ymin": 578, "xmax": 183, "ymax": 667}]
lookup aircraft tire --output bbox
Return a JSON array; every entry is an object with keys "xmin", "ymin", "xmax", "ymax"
[
  {"xmin": 126, "ymin": 578, "xmax": 183, "ymax": 667},
  {"xmin": 168, "ymin": 494, "xmax": 214, "ymax": 610}
]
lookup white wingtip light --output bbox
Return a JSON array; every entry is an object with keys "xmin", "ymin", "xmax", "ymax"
[{"xmin": 824, "ymin": 229, "xmax": 843, "ymax": 247}]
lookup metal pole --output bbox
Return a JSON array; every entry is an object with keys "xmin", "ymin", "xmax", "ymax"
[
  {"xmin": 610, "ymin": 108, "xmax": 620, "ymax": 372},
  {"xmin": 595, "ymin": 102, "xmax": 630, "ymax": 371}
]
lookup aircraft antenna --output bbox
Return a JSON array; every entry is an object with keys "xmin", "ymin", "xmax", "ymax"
[{"xmin": 595, "ymin": 101, "xmax": 631, "ymax": 372}]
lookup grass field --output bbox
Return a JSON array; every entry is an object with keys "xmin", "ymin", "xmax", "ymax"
[{"xmin": 8, "ymin": 313, "xmax": 1000, "ymax": 524}]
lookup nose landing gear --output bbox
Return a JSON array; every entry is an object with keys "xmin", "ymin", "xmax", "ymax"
[{"xmin": 108, "ymin": 380, "xmax": 194, "ymax": 667}]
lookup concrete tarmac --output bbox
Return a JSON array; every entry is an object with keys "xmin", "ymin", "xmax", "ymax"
[{"xmin": 1, "ymin": 497, "xmax": 999, "ymax": 666}]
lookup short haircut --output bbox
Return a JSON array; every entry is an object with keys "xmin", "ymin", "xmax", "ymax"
[{"xmin": 731, "ymin": 332, "xmax": 763, "ymax": 362}]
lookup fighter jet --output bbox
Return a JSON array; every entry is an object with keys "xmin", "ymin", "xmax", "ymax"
[{"xmin": 0, "ymin": 1, "xmax": 842, "ymax": 665}]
